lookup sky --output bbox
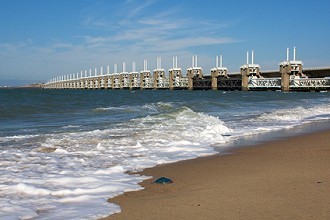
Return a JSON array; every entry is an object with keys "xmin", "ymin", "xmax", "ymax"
[{"xmin": 1, "ymin": 0, "xmax": 330, "ymax": 85}]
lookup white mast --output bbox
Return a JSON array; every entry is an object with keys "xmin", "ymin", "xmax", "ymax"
[
  {"xmin": 175, "ymin": 56, "xmax": 178, "ymax": 68},
  {"xmin": 132, "ymin": 62, "xmax": 136, "ymax": 72},
  {"xmin": 144, "ymin": 59, "xmax": 148, "ymax": 71},
  {"xmin": 286, "ymin": 48, "xmax": 290, "ymax": 61},
  {"xmin": 114, "ymin": 64, "xmax": 118, "ymax": 73},
  {"xmin": 251, "ymin": 50, "xmax": 254, "ymax": 65},
  {"xmin": 156, "ymin": 57, "xmax": 161, "ymax": 69},
  {"xmin": 246, "ymin": 51, "xmax": 249, "ymax": 65},
  {"xmin": 220, "ymin": 55, "xmax": 223, "ymax": 68},
  {"xmin": 293, "ymin": 46, "xmax": 296, "ymax": 61},
  {"xmin": 123, "ymin": 62, "xmax": 126, "ymax": 72}
]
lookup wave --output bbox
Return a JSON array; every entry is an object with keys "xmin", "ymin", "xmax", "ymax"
[
  {"xmin": 256, "ymin": 103, "xmax": 330, "ymax": 124},
  {"xmin": 0, "ymin": 106, "xmax": 232, "ymax": 219},
  {"xmin": 225, "ymin": 103, "xmax": 330, "ymax": 139},
  {"xmin": 2, "ymin": 99, "xmax": 329, "ymax": 219},
  {"xmin": 92, "ymin": 102, "xmax": 177, "ymax": 116}
]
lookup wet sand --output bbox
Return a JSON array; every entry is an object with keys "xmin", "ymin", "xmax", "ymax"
[{"xmin": 104, "ymin": 130, "xmax": 330, "ymax": 220}]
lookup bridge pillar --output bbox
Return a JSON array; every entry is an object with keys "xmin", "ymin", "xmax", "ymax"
[
  {"xmin": 211, "ymin": 71, "xmax": 218, "ymax": 90},
  {"xmin": 129, "ymin": 62, "xmax": 139, "ymax": 90},
  {"xmin": 240, "ymin": 51, "xmax": 260, "ymax": 91},
  {"xmin": 140, "ymin": 72, "xmax": 145, "ymax": 90},
  {"xmin": 120, "ymin": 62, "xmax": 129, "ymax": 89},
  {"xmin": 140, "ymin": 71, "xmax": 152, "ymax": 89},
  {"xmin": 129, "ymin": 72, "xmax": 137, "ymax": 90},
  {"xmin": 153, "ymin": 70, "xmax": 166, "ymax": 90},
  {"xmin": 140, "ymin": 60, "xmax": 151, "ymax": 90},
  {"xmin": 109, "ymin": 75, "xmax": 114, "ymax": 89},
  {"xmin": 187, "ymin": 70, "xmax": 194, "ymax": 90},
  {"xmin": 153, "ymin": 71, "xmax": 158, "ymax": 90},
  {"xmin": 211, "ymin": 55, "xmax": 228, "ymax": 90},
  {"xmin": 187, "ymin": 55, "xmax": 203, "ymax": 90},
  {"xmin": 153, "ymin": 57, "xmax": 166, "ymax": 90},
  {"xmin": 280, "ymin": 64, "xmax": 291, "ymax": 92},
  {"xmin": 279, "ymin": 47, "xmax": 303, "ymax": 92},
  {"xmin": 169, "ymin": 56, "xmax": 182, "ymax": 90},
  {"xmin": 169, "ymin": 68, "xmax": 182, "ymax": 90}
]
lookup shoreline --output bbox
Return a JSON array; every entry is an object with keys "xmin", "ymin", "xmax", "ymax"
[{"xmin": 104, "ymin": 129, "xmax": 330, "ymax": 219}]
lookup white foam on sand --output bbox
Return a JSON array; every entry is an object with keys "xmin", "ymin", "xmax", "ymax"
[{"xmin": 229, "ymin": 103, "xmax": 330, "ymax": 138}]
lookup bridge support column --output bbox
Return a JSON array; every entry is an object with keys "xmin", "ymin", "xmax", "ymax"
[
  {"xmin": 211, "ymin": 72, "xmax": 218, "ymax": 90},
  {"xmin": 153, "ymin": 71, "xmax": 158, "ymax": 90},
  {"xmin": 169, "ymin": 70, "xmax": 174, "ymax": 90},
  {"xmin": 211, "ymin": 55, "xmax": 229, "ymax": 90},
  {"xmin": 129, "ymin": 73, "xmax": 133, "ymax": 90},
  {"xmin": 240, "ymin": 51, "xmax": 260, "ymax": 91},
  {"xmin": 280, "ymin": 65, "xmax": 291, "ymax": 92},
  {"xmin": 279, "ymin": 47, "xmax": 303, "ymax": 92},
  {"xmin": 186, "ymin": 55, "xmax": 203, "ymax": 90},
  {"xmin": 168, "ymin": 57, "xmax": 182, "ymax": 90},
  {"xmin": 111, "ymin": 76, "xmax": 116, "ymax": 90},
  {"xmin": 241, "ymin": 68, "xmax": 249, "ymax": 91},
  {"xmin": 186, "ymin": 69, "xmax": 194, "ymax": 90},
  {"xmin": 140, "ymin": 72, "xmax": 145, "ymax": 90},
  {"xmin": 169, "ymin": 68, "xmax": 182, "ymax": 90}
]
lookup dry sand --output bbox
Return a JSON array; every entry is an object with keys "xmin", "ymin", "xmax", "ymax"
[{"xmin": 104, "ymin": 130, "xmax": 330, "ymax": 220}]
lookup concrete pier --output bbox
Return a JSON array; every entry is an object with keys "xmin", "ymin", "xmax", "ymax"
[
  {"xmin": 280, "ymin": 47, "xmax": 303, "ymax": 92},
  {"xmin": 168, "ymin": 56, "xmax": 184, "ymax": 90},
  {"xmin": 187, "ymin": 55, "xmax": 203, "ymax": 90},
  {"xmin": 211, "ymin": 55, "xmax": 228, "ymax": 90},
  {"xmin": 240, "ymin": 51, "xmax": 261, "ymax": 91},
  {"xmin": 140, "ymin": 59, "xmax": 152, "ymax": 90},
  {"xmin": 120, "ymin": 62, "xmax": 130, "ymax": 89},
  {"xmin": 129, "ymin": 62, "xmax": 139, "ymax": 90},
  {"xmin": 153, "ymin": 57, "xmax": 167, "ymax": 90}
]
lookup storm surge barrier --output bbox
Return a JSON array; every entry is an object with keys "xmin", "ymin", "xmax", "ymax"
[{"xmin": 44, "ymin": 49, "xmax": 330, "ymax": 92}]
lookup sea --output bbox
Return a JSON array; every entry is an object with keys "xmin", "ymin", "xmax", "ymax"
[{"xmin": 0, "ymin": 88, "xmax": 329, "ymax": 219}]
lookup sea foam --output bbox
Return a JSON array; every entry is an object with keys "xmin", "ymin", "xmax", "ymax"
[{"xmin": 0, "ymin": 106, "xmax": 231, "ymax": 219}]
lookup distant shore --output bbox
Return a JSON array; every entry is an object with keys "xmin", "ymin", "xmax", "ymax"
[
  {"xmin": 0, "ymin": 83, "xmax": 43, "ymax": 89},
  {"xmin": 105, "ymin": 130, "xmax": 330, "ymax": 219}
]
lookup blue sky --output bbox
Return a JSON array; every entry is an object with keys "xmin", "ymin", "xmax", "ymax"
[{"xmin": 1, "ymin": 0, "xmax": 330, "ymax": 84}]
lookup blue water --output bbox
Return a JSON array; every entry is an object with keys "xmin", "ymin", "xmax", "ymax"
[{"xmin": 0, "ymin": 89, "xmax": 329, "ymax": 219}]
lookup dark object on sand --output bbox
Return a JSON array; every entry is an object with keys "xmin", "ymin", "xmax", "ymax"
[{"xmin": 154, "ymin": 177, "xmax": 173, "ymax": 184}]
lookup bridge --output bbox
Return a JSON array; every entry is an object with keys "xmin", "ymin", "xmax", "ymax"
[{"xmin": 44, "ymin": 48, "xmax": 330, "ymax": 92}]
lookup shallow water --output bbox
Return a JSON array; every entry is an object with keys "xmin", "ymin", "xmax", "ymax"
[{"xmin": 0, "ymin": 89, "xmax": 329, "ymax": 219}]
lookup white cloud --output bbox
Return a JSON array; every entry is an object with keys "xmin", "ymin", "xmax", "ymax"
[
  {"xmin": 126, "ymin": 0, "xmax": 156, "ymax": 19},
  {"xmin": 0, "ymin": 0, "xmax": 237, "ymax": 81}
]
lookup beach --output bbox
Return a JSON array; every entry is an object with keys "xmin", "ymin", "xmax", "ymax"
[
  {"xmin": 1, "ymin": 89, "xmax": 329, "ymax": 219},
  {"xmin": 106, "ymin": 130, "xmax": 330, "ymax": 220}
]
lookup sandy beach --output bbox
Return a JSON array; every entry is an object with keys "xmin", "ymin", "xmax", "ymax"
[{"xmin": 104, "ymin": 130, "xmax": 330, "ymax": 220}]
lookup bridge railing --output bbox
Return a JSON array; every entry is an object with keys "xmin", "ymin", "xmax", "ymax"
[
  {"xmin": 290, "ymin": 78, "xmax": 330, "ymax": 88},
  {"xmin": 156, "ymin": 78, "xmax": 169, "ymax": 88},
  {"xmin": 174, "ymin": 77, "xmax": 188, "ymax": 87},
  {"xmin": 248, "ymin": 78, "xmax": 281, "ymax": 88},
  {"xmin": 217, "ymin": 78, "xmax": 242, "ymax": 89}
]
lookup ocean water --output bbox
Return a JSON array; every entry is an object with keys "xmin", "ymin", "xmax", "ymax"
[{"xmin": 0, "ymin": 88, "xmax": 329, "ymax": 219}]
